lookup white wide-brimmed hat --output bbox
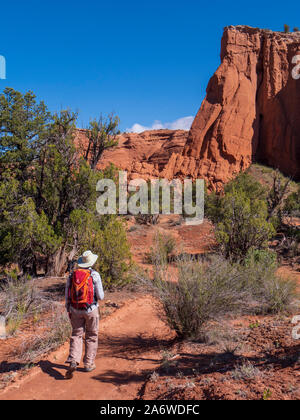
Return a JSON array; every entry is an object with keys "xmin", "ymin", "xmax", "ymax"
[{"xmin": 77, "ymin": 250, "xmax": 98, "ymax": 268}]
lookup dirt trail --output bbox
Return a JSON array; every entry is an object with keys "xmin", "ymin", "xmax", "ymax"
[{"xmin": 0, "ymin": 296, "xmax": 174, "ymax": 400}]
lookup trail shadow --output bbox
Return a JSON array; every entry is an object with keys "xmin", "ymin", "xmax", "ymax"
[
  {"xmin": 43, "ymin": 282, "xmax": 66, "ymax": 298},
  {"xmin": 149, "ymin": 341, "xmax": 300, "ymax": 378},
  {"xmin": 93, "ymin": 340, "xmax": 300, "ymax": 390},
  {"xmin": 91, "ymin": 334, "xmax": 177, "ymax": 386},
  {"xmin": 38, "ymin": 361, "xmax": 67, "ymax": 380},
  {"xmin": 98, "ymin": 334, "xmax": 177, "ymax": 362},
  {"xmin": 263, "ymin": 343, "xmax": 300, "ymax": 370},
  {"xmin": 0, "ymin": 361, "xmax": 29, "ymax": 373},
  {"xmin": 38, "ymin": 360, "xmax": 88, "ymax": 380},
  {"xmin": 92, "ymin": 369, "xmax": 151, "ymax": 386},
  {"xmin": 90, "ymin": 350, "xmax": 237, "ymax": 388}
]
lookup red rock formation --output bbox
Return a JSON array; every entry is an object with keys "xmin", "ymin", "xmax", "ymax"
[
  {"xmin": 163, "ymin": 26, "xmax": 300, "ymax": 190},
  {"xmin": 75, "ymin": 27, "xmax": 299, "ymax": 188},
  {"xmin": 74, "ymin": 128, "xmax": 188, "ymax": 180}
]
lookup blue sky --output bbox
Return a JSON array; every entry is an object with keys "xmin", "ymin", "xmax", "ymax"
[{"xmin": 0, "ymin": 0, "xmax": 299, "ymax": 132}]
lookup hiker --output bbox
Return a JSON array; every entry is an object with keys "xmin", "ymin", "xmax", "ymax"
[{"xmin": 65, "ymin": 250, "xmax": 104, "ymax": 379}]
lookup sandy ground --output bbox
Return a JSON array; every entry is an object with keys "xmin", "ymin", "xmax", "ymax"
[{"xmin": 0, "ymin": 296, "xmax": 175, "ymax": 400}]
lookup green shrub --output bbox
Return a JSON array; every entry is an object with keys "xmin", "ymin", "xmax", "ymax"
[
  {"xmin": 148, "ymin": 231, "xmax": 176, "ymax": 266},
  {"xmin": 215, "ymin": 190, "xmax": 275, "ymax": 260},
  {"xmin": 205, "ymin": 173, "xmax": 274, "ymax": 260},
  {"xmin": 244, "ymin": 248, "xmax": 278, "ymax": 270},
  {"xmin": 138, "ymin": 248, "xmax": 298, "ymax": 339},
  {"xmin": 204, "ymin": 190, "xmax": 223, "ymax": 223},
  {"xmin": 205, "ymin": 173, "xmax": 267, "ymax": 224},
  {"xmin": 142, "ymin": 255, "xmax": 247, "ymax": 339},
  {"xmin": 68, "ymin": 208, "xmax": 132, "ymax": 289},
  {"xmin": 262, "ymin": 275, "xmax": 298, "ymax": 313},
  {"xmin": 283, "ymin": 186, "xmax": 300, "ymax": 217},
  {"xmin": 224, "ymin": 173, "xmax": 267, "ymax": 199},
  {"xmin": 263, "ymin": 389, "xmax": 272, "ymax": 400},
  {"xmin": 242, "ymin": 250, "xmax": 298, "ymax": 313},
  {"xmin": 92, "ymin": 218, "xmax": 132, "ymax": 288},
  {"xmin": 284, "ymin": 24, "xmax": 290, "ymax": 33}
]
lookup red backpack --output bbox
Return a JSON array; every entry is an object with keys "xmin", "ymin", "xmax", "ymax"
[{"xmin": 69, "ymin": 269, "xmax": 95, "ymax": 310}]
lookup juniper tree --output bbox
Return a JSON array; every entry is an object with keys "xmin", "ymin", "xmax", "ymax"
[
  {"xmin": 205, "ymin": 173, "xmax": 275, "ymax": 260},
  {"xmin": 83, "ymin": 113, "xmax": 120, "ymax": 170},
  {"xmin": 0, "ymin": 89, "xmax": 131, "ymax": 283},
  {"xmin": 0, "ymin": 87, "xmax": 50, "ymax": 178}
]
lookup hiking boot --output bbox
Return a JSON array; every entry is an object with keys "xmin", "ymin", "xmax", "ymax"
[
  {"xmin": 65, "ymin": 361, "xmax": 77, "ymax": 379},
  {"xmin": 84, "ymin": 363, "xmax": 96, "ymax": 372}
]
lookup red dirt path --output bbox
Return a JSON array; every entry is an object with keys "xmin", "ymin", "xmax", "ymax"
[{"xmin": 0, "ymin": 296, "xmax": 175, "ymax": 400}]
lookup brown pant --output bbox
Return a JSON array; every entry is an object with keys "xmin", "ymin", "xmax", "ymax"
[{"xmin": 67, "ymin": 308, "xmax": 99, "ymax": 366}]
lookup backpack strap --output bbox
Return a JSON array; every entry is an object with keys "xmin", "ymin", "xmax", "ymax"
[{"xmin": 86, "ymin": 269, "xmax": 97, "ymax": 311}]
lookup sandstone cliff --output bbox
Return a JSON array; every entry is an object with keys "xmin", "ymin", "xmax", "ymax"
[
  {"xmin": 163, "ymin": 26, "xmax": 300, "ymax": 190},
  {"xmin": 75, "ymin": 26, "xmax": 300, "ymax": 188}
]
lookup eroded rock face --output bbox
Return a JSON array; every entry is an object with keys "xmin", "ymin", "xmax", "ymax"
[
  {"xmin": 163, "ymin": 26, "xmax": 300, "ymax": 190},
  {"xmin": 75, "ymin": 26, "xmax": 299, "ymax": 188},
  {"xmin": 74, "ymin": 129, "xmax": 188, "ymax": 180}
]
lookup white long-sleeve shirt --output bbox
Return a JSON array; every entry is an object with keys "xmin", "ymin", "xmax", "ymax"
[{"xmin": 65, "ymin": 268, "xmax": 104, "ymax": 314}]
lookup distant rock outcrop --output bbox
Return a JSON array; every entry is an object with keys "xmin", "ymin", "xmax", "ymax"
[
  {"xmin": 163, "ymin": 26, "xmax": 300, "ymax": 190},
  {"xmin": 74, "ymin": 128, "xmax": 188, "ymax": 180}
]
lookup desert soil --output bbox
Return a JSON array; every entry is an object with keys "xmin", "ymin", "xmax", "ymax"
[
  {"xmin": 1, "ymin": 293, "xmax": 299, "ymax": 401},
  {"xmin": 0, "ymin": 295, "xmax": 175, "ymax": 400},
  {"xmin": 0, "ymin": 215, "xmax": 299, "ymax": 400}
]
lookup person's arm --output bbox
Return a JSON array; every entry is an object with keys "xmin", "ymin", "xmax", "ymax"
[
  {"xmin": 91, "ymin": 271, "xmax": 104, "ymax": 301},
  {"xmin": 65, "ymin": 275, "xmax": 71, "ymax": 312}
]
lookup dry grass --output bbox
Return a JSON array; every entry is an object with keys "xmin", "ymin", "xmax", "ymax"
[
  {"xmin": 15, "ymin": 305, "xmax": 71, "ymax": 363},
  {"xmin": 146, "ymin": 230, "xmax": 177, "ymax": 265},
  {"xmin": 0, "ymin": 274, "xmax": 51, "ymax": 336},
  {"xmin": 231, "ymin": 361, "xmax": 262, "ymax": 381}
]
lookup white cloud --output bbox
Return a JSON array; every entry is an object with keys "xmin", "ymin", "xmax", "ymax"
[{"xmin": 126, "ymin": 116, "xmax": 194, "ymax": 133}]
